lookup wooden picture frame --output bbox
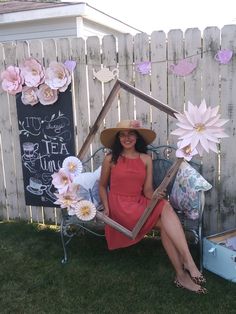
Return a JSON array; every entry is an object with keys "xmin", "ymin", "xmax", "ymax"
[{"xmin": 77, "ymin": 79, "xmax": 183, "ymax": 239}]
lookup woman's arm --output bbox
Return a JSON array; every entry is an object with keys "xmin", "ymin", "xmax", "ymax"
[{"xmin": 99, "ymin": 154, "xmax": 112, "ymax": 215}]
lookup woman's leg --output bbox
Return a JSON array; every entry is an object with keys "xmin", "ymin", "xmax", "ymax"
[
  {"xmin": 157, "ymin": 224, "xmax": 204, "ymax": 292},
  {"xmin": 157, "ymin": 202, "xmax": 202, "ymax": 278}
]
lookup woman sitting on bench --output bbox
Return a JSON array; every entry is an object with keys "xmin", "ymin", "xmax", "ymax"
[{"xmin": 99, "ymin": 119, "xmax": 207, "ymax": 294}]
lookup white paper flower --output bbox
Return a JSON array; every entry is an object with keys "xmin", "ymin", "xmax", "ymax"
[
  {"xmin": 51, "ymin": 168, "xmax": 72, "ymax": 194},
  {"xmin": 45, "ymin": 61, "xmax": 71, "ymax": 92},
  {"xmin": 176, "ymin": 142, "xmax": 198, "ymax": 161},
  {"xmin": 74, "ymin": 200, "xmax": 96, "ymax": 221},
  {"xmin": 54, "ymin": 191, "xmax": 78, "ymax": 209},
  {"xmin": 171, "ymin": 100, "xmax": 229, "ymax": 156},
  {"xmin": 62, "ymin": 156, "xmax": 83, "ymax": 177}
]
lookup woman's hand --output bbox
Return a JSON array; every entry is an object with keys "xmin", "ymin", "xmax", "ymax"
[
  {"xmin": 156, "ymin": 190, "xmax": 166, "ymax": 200},
  {"xmin": 103, "ymin": 207, "xmax": 110, "ymax": 216}
]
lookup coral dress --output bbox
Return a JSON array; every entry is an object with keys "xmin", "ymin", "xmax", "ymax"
[{"xmin": 105, "ymin": 155, "xmax": 167, "ymax": 250}]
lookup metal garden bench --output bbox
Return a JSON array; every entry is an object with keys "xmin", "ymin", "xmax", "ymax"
[{"xmin": 60, "ymin": 144, "xmax": 207, "ymax": 271}]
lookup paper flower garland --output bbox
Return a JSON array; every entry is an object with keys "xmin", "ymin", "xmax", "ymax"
[
  {"xmin": 171, "ymin": 99, "xmax": 229, "ymax": 158},
  {"xmin": 52, "ymin": 155, "xmax": 100, "ymax": 221},
  {"xmin": 0, "ymin": 57, "xmax": 76, "ymax": 106}
]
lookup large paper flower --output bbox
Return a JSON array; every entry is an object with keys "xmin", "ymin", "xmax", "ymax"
[
  {"xmin": 37, "ymin": 83, "xmax": 58, "ymax": 105},
  {"xmin": 45, "ymin": 61, "xmax": 71, "ymax": 92},
  {"xmin": 1, "ymin": 65, "xmax": 24, "ymax": 95},
  {"xmin": 20, "ymin": 58, "xmax": 45, "ymax": 87},
  {"xmin": 62, "ymin": 156, "xmax": 83, "ymax": 177},
  {"xmin": 74, "ymin": 200, "xmax": 96, "ymax": 221},
  {"xmin": 21, "ymin": 86, "xmax": 39, "ymax": 106},
  {"xmin": 54, "ymin": 191, "xmax": 78, "ymax": 209},
  {"xmin": 171, "ymin": 100, "xmax": 229, "ymax": 156},
  {"xmin": 52, "ymin": 168, "xmax": 73, "ymax": 194}
]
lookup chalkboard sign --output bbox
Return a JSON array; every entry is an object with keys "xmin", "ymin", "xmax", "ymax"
[{"xmin": 16, "ymin": 86, "xmax": 75, "ymax": 207}]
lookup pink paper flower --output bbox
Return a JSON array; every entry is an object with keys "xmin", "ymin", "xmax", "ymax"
[
  {"xmin": 21, "ymin": 86, "xmax": 39, "ymax": 106},
  {"xmin": 45, "ymin": 61, "xmax": 71, "ymax": 92},
  {"xmin": 54, "ymin": 191, "xmax": 78, "ymax": 209},
  {"xmin": 52, "ymin": 168, "xmax": 73, "ymax": 194},
  {"xmin": 1, "ymin": 65, "xmax": 24, "ymax": 95},
  {"xmin": 176, "ymin": 142, "xmax": 198, "ymax": 161},
  {"xmin": 171, "ymin": 100, "xmax": 229, "ymax": 156},
  {"xmin": 20, "ymin": 58, "xmax": 45, "ymax": 87},
  {"xmin": 37, "ymin": 83, "xmax": 58, "ymax": 105}
]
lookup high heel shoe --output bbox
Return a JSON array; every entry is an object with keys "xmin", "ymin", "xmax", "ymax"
[
  {"xmin": 174, "ymin": 278, "xmax": 208, "ymax": 294},
  {"xmin": 184, "ymin": 268, "xmax": 207, "ymax": 285}
]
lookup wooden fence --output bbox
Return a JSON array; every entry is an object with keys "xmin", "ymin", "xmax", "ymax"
[{"xmin": 0, "ymin": 25, "xmax": 236, "ymax": 235}]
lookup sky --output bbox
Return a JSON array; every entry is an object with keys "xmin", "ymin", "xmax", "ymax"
[{"xmin": 87, "ymin": 0, "xmax": 236, "ymax": 34}]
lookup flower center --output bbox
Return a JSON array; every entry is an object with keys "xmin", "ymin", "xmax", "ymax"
[
  {"xmin": 68, "ymin": 162, "xmax": 76, "ymax": 172},
  {"xmin": 80, "ymin": 206, "xmax": 90, "ymax": 216},
  {"xmin": 183, "ymin": 145, "xmax": 192, "ymax": 155},
  {"xmin": 194, "ymin": 123, "xmax": 205, "ymax": 132}
]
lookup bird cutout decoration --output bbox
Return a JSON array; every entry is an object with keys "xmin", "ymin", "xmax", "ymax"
[
  {"xmin": 136, "ymin": 61, "xmax": 151, "ymax": 75},
  {"xmin": 73, "ymin": 166, "xmax": 101, "ymax": 207},
  {"xmin": 169, "ymin": 59, "xmax": 197, "ymax": 76},
  {"xmin": 214, "ymin": 49, "xmax": 233, "ymax": 64},
  {"xmin": 93, "ymin": 68, "xmax": 119, "ymax": 83}
]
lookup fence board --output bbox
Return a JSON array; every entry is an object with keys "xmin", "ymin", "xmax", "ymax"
[
  {"xmin": 0, "ymin": 44, "xmax": 7, "ymax": 220},
  {"xmin": 70, "ymin": 37, "xmax": 89, "ymax": 160},
  {"xmin": 219, "ymin": 25, "xmax": 236, "ymax": 230},
  {"xmin": 150, "ymin": 31, "xmax": 168, "ymax": 145},
  {"xmin": 184, "ymin": 28, "xmax": 202, "ymax": 105},
  {"xmin": 118, "ymin": 34, "xmax": 134, "ymax": 120},
  {"xmin": 27, "ymin": 39, "xmax": 45, "ymax": 223},
  {"xmin": 167, "ymin": 30, "xmax": 184, "ymax": 144},
  {"xmin": 134, "ymin": 33, "xmax": 151, "ymax": 128},
  {"xmin": 86, "ymin": 36, "xmax": 103, "ymax": 160},
  {"xmin": 1, "ymin": 42, "xmax": 20, "ymax": 220},
  {"xmin": 41, "ymin": 38, "xmax": 58, "ymax": 224},
  {"xmin": 15, "ymin": 41, "xmax": 32, "ymax": 221},
  {"xmin": 202, "ymin": 27, "xmax": 221, "ymax": 235},
  {"xmin": 102, "ymin": 35, "xmax": 119, "ymax": 128}
]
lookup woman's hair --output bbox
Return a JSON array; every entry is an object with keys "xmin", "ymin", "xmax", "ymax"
[{"xmin": 111, "ymin": 131, "xmax": 147, "ymax": 163}]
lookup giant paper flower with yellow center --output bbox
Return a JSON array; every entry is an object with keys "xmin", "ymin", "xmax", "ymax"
[{"xmin": 171, "ymin": 100, "xmax": 229, "ymax": 156}]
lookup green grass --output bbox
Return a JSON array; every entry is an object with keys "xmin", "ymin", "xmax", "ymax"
[{"xmin": 0, "ymin": 221, "xmax": 236, "ymax": 314}]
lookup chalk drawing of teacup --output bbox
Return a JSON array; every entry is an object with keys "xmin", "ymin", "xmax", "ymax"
[
  {"xmin": 27, "ymin": 177, "xmax": 47, "ymax": 195},
  {"xmin": 23, "ymin": 142, "xmax": 39, "ymax": 159},
  {"xmin": 215, "ymin": 49, "xmax": 233, "ymax": 64}
]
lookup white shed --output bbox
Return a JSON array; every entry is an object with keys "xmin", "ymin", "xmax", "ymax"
[{"xmin": 0, "ymin": 0, "xmax": 143, "ymax": 42}]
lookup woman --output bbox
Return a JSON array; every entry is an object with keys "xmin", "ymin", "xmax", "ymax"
[{"xmin": 99, "ymin": 119, "xmax": 207, "ymax": 294}]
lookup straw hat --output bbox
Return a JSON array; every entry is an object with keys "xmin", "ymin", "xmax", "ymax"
[{"xmin": 100, "ymin": 120, "xmax": 156, "ymax": 148}]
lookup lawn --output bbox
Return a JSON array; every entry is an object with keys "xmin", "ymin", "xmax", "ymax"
[{"xmin": 0, "ymin": 221, "xmax": 236, "ymax": 314}]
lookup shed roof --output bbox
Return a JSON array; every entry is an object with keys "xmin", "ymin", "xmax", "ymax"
[{"xmin": 0, "ymin": 1, "xmax": 143, "ymax": 34}]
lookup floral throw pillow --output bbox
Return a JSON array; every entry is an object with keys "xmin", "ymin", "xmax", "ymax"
[{"xmin": 169, "ymin": 161, "xmax": 212, "ymax": 220}]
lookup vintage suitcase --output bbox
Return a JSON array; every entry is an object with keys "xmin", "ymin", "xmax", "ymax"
[{"xmin": 203, "ymin": 229, "xmax": 236, "ymax": 282}]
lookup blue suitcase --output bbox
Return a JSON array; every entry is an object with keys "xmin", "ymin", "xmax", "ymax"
[{"xmin": 203, "ymin": 229, "xmax": 236, "ymax": 282}]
